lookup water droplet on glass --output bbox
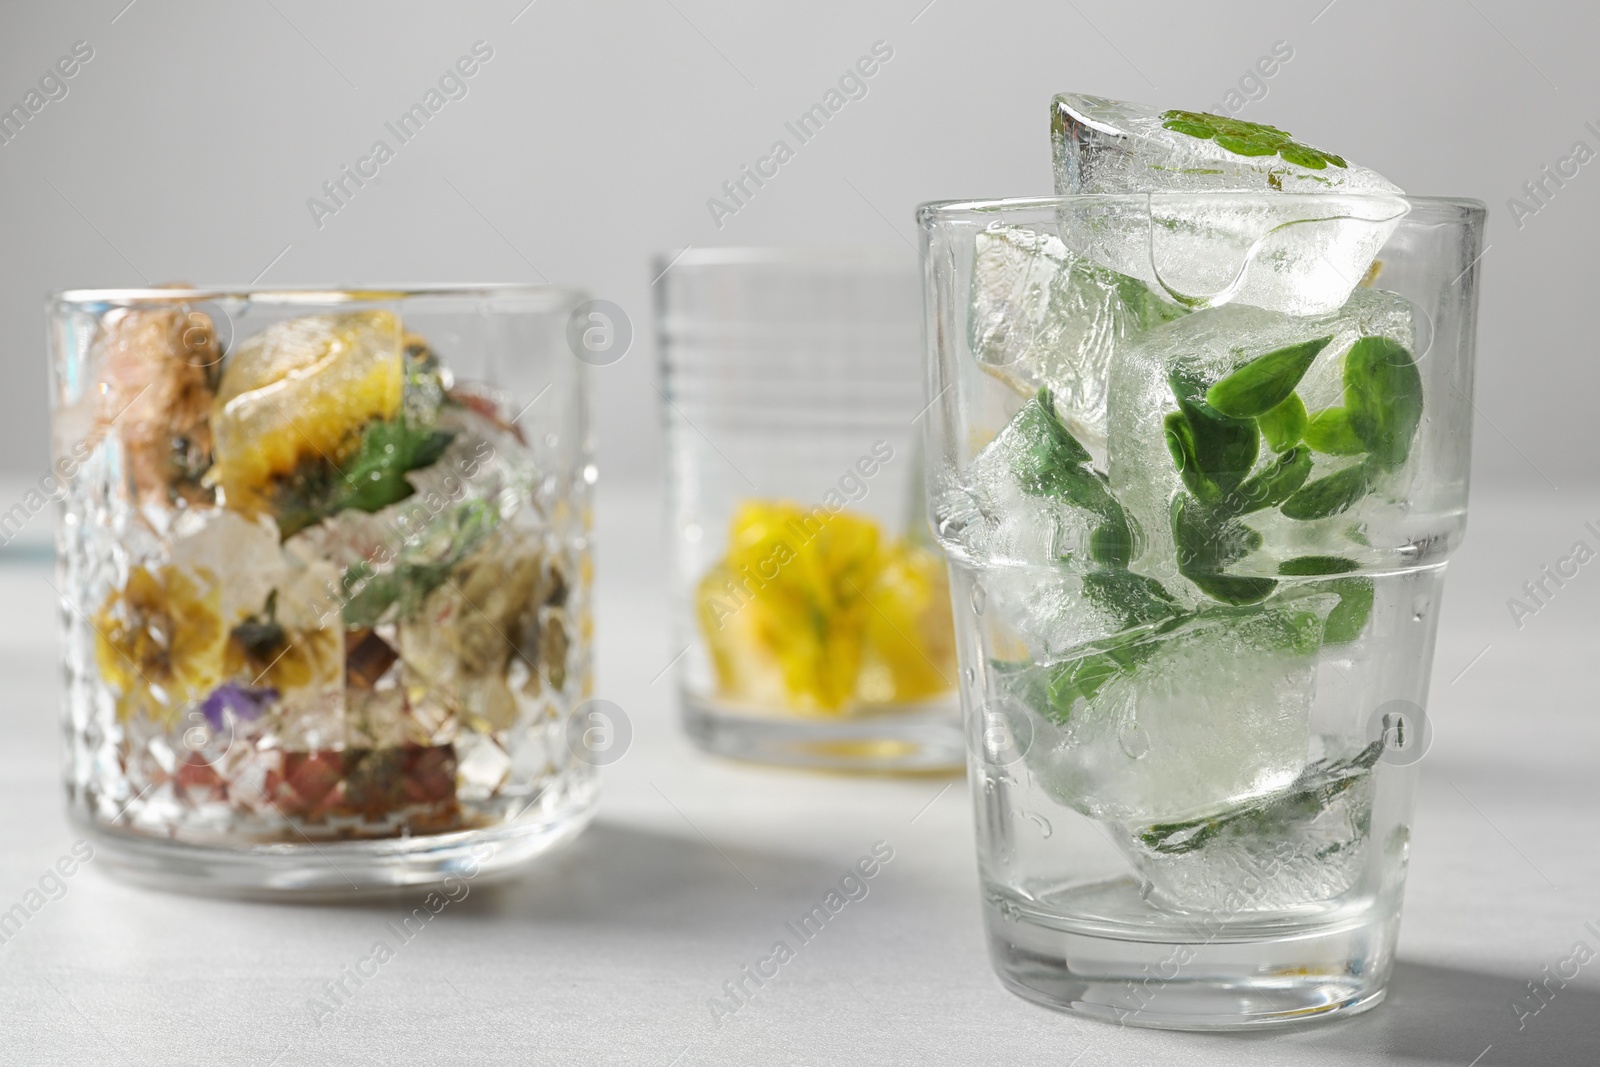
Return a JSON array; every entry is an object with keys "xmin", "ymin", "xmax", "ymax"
[
  {"xmin": 1118, "ymin": 720, "xmax": 1150, "ymax": 760},
  {"xmin": 963, "ymin": 666, "xmax": 975, "ymax": 685},
  {"xmin": 1412, "ymin": 595, "xmax": 1428, "ymax": 622},
  {"xmin": 544, "ymin": 432, "xmax": 559, "ymax": 447},
  {"xmin": 1025, "ymin": 811, "xmax": 1052, "ymax": 838},
  {"xmin": 970, "ymin": 583, "xmax": 986, "ymax": 615},
  {"xmin": 997, "ymin": 899, "xmax": 1021, "ymax": 922},
  {"xmin": 183, "ymin": 727, "xmax": 208, "ymax": 751}
]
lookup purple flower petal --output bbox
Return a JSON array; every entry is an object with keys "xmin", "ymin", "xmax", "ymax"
[{"xmin": 199, "ymin": 682, "xmax": 279, "ymax": 729}]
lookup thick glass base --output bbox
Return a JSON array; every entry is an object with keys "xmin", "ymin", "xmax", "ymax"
[
  {"xmin": 75, "ymin": 777, "xmax": 599, "ymax": 899},
  {"xmin": 682, "ymin": 693, "xmax": 964, "ymax": 773},
  {"xmin": 985, "ymin": 883, "xmax": 1399, "ymax": 1030}
]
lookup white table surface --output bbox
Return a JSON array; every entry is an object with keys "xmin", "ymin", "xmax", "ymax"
[{"xmin": 0, "ymin": 480, "xmax": 1596, "ymax": 1066}]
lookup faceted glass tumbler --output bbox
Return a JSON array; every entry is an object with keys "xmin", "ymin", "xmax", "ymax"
[
  {"xmin": 655, "ymin": 248, "xmax": 963, "ymax": 771},
  {"xmin": 48, "ymin": 286, "xmax": 598, "ymax": 893},
  {"xmin": 917, "ymin": 194, "xmax": 1486, "ymax": 1027}
]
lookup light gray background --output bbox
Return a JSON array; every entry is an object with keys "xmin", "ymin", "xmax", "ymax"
[
  {"xmin": 0, "ymin": 0, "xmax": 1595, "ymax": 490},
  {"xmin": 2, "ymin": 4, "xmax": 1598, "ymax": 1065}
]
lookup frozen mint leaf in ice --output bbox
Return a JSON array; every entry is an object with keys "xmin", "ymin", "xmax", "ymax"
[
  {"xmin": 1321, "ymin": 577, "xmax": 1374, "ymax": 644},
  {"xmin": 1302, "ymin": 406, "xmax": 1366, "ymax": 455},
  {"xmin": 1205, "ymin": 335, "xmax": 1331, "ymax": 418},
  {"xmin": 1135, "ymin": 738, "xmax": 1383, "ymax": 857},
  {"xmin": 1052, "ymin": 93, "xmax": 1394, "ymax": 196},
  {"xmin": 1257, "ymin": 393, "xmax": 1308, "ymax": 453},
  {"xmin": 271, "ymin": 417, "xmax": 456, "ymax": 538},
  {"xmin": 1169, "ymin": 369, "xmax": 1260, "ymax": 497},
  {"xmin": 1233, "ymin": 446, "xmax": 1312, "ymax": 515},
  {"xmin": 1281, "ymin": 462, "xmax": 1371, "ymax": 521},
  {"xmin": 1081, "ymin": 569, "xmax": 1181, "ymax": 631},
  {"xmin": 1160, "ymin": 110, "xmax": 1348, "ymax": 172},
  {"xmin": 1006, "ymin": 388, "xmax": 1137, "ymax": 562},
  {"xmin": 1050, "ymin": 93, "xmax": 1406, "ymax": 316},
  {"xmin": 1343, "ymin": 336, "xmax": 1423, "ymax": 471},
  {"xmin": 1171, "ymin": 493, "xmax": 1277, "ymax": 605}
]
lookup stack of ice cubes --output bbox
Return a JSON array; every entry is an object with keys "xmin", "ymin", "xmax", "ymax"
[{"xmin": 946, "ymin": 92, "xmax": 1417, "ymax": 912}]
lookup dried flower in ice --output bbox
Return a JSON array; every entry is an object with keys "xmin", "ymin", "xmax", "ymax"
[{"xmin": 93, "ymin": 563, "xmax": 226, "ymax": 722}]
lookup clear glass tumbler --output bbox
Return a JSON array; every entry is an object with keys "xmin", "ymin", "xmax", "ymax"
[
  {"xmin": 49, "ymin": 285, "xmax": 597, "ymax": 893},
  {"xmin": 655, "ymin": 248, "xmax": 963, "ymax": 771},
  {"xmin": 918, "ymin": 194, "xmax": 1485, "ymax": 1027}
]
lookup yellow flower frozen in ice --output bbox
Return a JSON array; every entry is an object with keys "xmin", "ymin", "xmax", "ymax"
[
  {"xmin": 224, "ymin": 589, "xmax": 342, "ymax": 694},
  {"xmin": 697, "ymin": 501, "xmax": 956, "ymax": 716},
  {"xmin": 93, "ymin": 563, "xmax": 227, "ymax": 723},
  {"xmin": 210, "ymin": 310, "xmax": 404, "ymax": 514},
  {"xmin": 858, "ymin": 542, "xmax": 957, "ymax": 705}
]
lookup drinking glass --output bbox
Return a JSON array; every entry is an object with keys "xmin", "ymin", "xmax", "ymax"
[
  {"xmin": 918, "ymin": 194, "xmax": 1486, "ymax": 1027},
  {"xmin": 655, "ymin": 247, "xmax": 962, "ymax": 771},
  {"xmin": 48, "ymin": 285, "xmax": 597, "ymax": 892}
]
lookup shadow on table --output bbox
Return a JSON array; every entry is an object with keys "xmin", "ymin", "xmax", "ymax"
[
  {"xmin": 1214, "ymin": 960, "xmax": 1599, "ymax": 1064},
  {"xmin": 311, "ymin": 819, "xmax": 844, "ymax": 936}
]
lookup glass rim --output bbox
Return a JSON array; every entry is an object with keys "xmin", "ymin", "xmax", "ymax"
[
  {"xmin": 47, "ymin": 282, "xmax": 586, "ymax": 310},
  {"xmin": 652, "ymin": 246, "xmax": 917, "ymax": 271},
  {"xmin": 916, "ymin": 192, "xmax": 1488, "ymax": 226}
]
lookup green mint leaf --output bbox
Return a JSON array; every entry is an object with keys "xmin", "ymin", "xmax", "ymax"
[
  {"xmin": 1232, "ymin": 446, "xmax": 1312, "ymax": 515},
  {"xmin": 1322, "ymin": 577, "xmax": 1374, "ymax": 644},
  {"xmin": 1302, "ymin": 406, "xmax": 1367, "ymax": 455},
  {"xmin": 1108, "ymin": 270, "xmax": 1190, "ymax": 331},
  {"xmin": 1172, "ymin": 493, "xmax": 1276, "ymax": 605},
  {"xmin": 1281, "ymin": 462, "xmax": 1371, "ymax": 521},
  {"xmin": 1163, "ymin": 410, "xmax": 1221, "ymax": 506},
  {"xmin": 1184, "ymin": 571, "xmax": 1279, "ymax": 606},
  {"xmin": 1344, "ymin": 336, "xmax": 1423, "ymax": 471},
  {"xmin": 1137, "ymin": 739, "xmax": 1383, "ymax": 855},
  {"xmin": 1081, "ymin": 569, "xmax": 1181, "ymax": 631},
  {"xmin": 1161, "ymin": 110, "xmax": 1350, "ymax": 172},
  {"xmin": 1169, "ymin": 369, "xmax": 1259, "ymax": 495},
  {"xmin": 1257, "ymin": 392, "xmax": 1308, "ymax": 452},
  {"xmin": 1088, "ymin": 516, "xmax": 1134, "ymax": 567},
  {"xmin": 339, "ymin": 499, "xmax": 499, "ymax": 627},
  {"xmin": 1205, "ymin": 336, "xmax": 1331, "ymax": 418},
  {"xmin": 1011, "ymin": 389, "xmax": 1131, "ymax": 530}
]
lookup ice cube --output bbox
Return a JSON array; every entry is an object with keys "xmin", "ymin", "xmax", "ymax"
[
  {"xmin": 89, "ymin": 305, "xmax": 218, "ymax": 507},
  {"xmin": 1106, "ymin": 290, "xmax": 1416, "ymax": 588},
  {"xmin": 1112, "ymin": 736, "xmax": 1383, "ymax": 912},
  {"xmin": 1014, "ymin": 598, "xmax": 1332, "ymax": 825},
  {"xmin": 281, "ymin": 400, "xmax": 545, "ymax": 629},
  {"xmin": 398, "ymin": 524, "xmax": 568, "ymax": 733},
  {"xmin": 934, "ymin": 391, "xmax": 1115, "ymax": 567},
  {"xmin": 970, "ymin": 226, "xmax": 1187, "ymax": 447},
  {"xmin": 1053, "ymin": 93, "xmax": 1401, "ymax": 197},
  {"xmin": 1051, "ymin": 93, "xmax": 1408, "ymax": 316},
  {"xmin": 210, "ymin": 311, "xmax": 404, "ymax": 515},
  {"xmin": 166, "ymin": 507, "xmax": 285, "ymax": 625}
]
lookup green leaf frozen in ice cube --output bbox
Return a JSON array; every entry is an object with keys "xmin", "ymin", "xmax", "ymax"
[
  {"xmin": 1344, "ymin": 336, "xmax": 1423, "ymax": 471},
  {"xmin": 1205, "ymin": 336, "xmax": 1331, "ymax": 418},
  {"xmin": 1257, "ymin": 392, "xmax": 1308, "ymax": 452},
  {"xmin": 1302, "ymin": 406, "xmax": 1367, "ymax": 455},
  {"xmin": 1322, "ymin": 577, "xmax": 1375, "ymax": 644},
  {"xmin": 1160, "ymin": 110, "xmax": 1349, "ymax": 172},
  {"xmin": 1172, "ymin": 493, "xmax": 1276, "ymax": 605},
  {"xmin": 1082, "ymin": 568, "xmax": 1181, "ymax": 630},
  {"xmin": 1168, "ymin": 369, "xmax": 1259, "ymax": 496},
  {"xmin": 1281, "ymin": 463, "xmax": 1371, "ymax": 521},
  {"xmin": 1233, "ymin": 446, "xmax": 1312, "ymax": 515},
  {"xmin": 1136, "ymin": 739, "xmax": 1384, "ymax": 856}
]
